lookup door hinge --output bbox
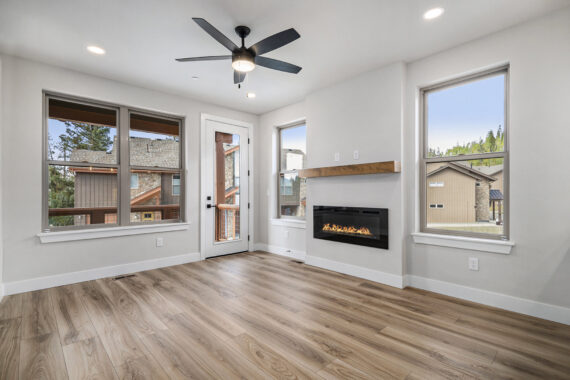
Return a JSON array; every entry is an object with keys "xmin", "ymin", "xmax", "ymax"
[
  {"xmin": 248, "ymin": 202, "xmax": 250, "ymax": 209},
  {"xmin": 248, "ymin": 235, "xmax": 250, "ymax": 241},
  {"xmin": 248, "ymin": 138, "xmax": 250, "ymax": 144},
  {"xmin": 248, "ymin": 170, "xmax": 250, "ymax": 176}
]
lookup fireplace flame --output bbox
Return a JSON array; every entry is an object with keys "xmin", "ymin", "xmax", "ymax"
[{"xmin": 322, "ymin": 223, "xmax": 373, "ymax": 236}]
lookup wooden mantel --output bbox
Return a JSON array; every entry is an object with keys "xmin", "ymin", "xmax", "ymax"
[{"xmin": 298, "ymin": 160, "xmax": 401, "ymax": 178}]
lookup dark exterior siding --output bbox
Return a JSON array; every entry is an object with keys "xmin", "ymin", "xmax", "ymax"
[{"xmin": 75, "ymin": 173, "xmax": 118, "ymax": 208}]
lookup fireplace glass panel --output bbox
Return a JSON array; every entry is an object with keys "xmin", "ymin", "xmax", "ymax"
[{"xmin": 313, "ymin": 206, "xmax": 388, "ymax": 249}]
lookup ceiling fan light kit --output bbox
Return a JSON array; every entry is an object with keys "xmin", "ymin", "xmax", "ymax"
[{"xmin": 176, "ymin": 18, "xmax": 301, "ymax": 85}]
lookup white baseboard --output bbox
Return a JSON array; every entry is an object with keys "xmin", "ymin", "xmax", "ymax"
[
  {"xmin": 3, "ymin": 252, "xmax": 201, "ymax": 295},
  {"xmin": 254, "ymin": 243, "xmax": 306, "ymax": 261},
  {"xmin": 405, "ymin": 275, "xmax": 570, "ymax": 325},
  {"xmin": 305, "ymin": 255, "xmax": 404, "ymax": 289}
]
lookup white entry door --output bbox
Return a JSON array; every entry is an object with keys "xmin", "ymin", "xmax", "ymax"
[{"xmin": 203, "ymin": 118, "xmax": 249, "ymax": 258}]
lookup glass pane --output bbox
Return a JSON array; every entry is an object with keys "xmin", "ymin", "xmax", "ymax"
[
  {"xmin": 130, "ymin": 173, "xmax": 139, "ymax": 189},
  {"xmin": 215, "ymin": 132, "xmax": 240, "ymax": 241},
  {"xmin": 129, "ymin": 170, "xmax": 181, "ymax": 222},
  {"xmin": 280, "ymin": 173, "xmax": 306, "ymax": 218},
  {"xmin": 427, "ymin": 73, "xmax": 505, "ymax": 157},
  {"xmin": 280, "ymin": 125, "xmax": 306, "ymax": 171},
  {"xmin": 426, "ymin": 158, "xmax": 504, "ymax": 235},
  {"xmin": 48, "ymin": 165, "xmax": 118, "ymax": 227},
  {"xmin": 130, "ymin": 113, "xmax": 180, "ymax": 168},
  {"xmin": 172, "ymin": 174, "xmax": 181, "ymax": 196},
  {"xmin": 48, "ymin": 98, "xmax": 118, "ymax": 164}
]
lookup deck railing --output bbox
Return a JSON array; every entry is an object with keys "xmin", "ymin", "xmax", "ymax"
[
  {"xmin": 49, "ymin": 204, "xmax": 180, "ymax": 224},
  {"xmin": 216, "ymin": 204, "xmax": 240, "ymax": 241}
]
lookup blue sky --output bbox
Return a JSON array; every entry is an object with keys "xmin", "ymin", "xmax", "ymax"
[
  {"xmin": 281, "ymin": 124, "xmax": 306, "ymax": 153},
  {"xmin": 427, "ymin": 73, "xmax": 505, "ymax": 153},
  {"xmin": 48, "ymin": 119, "xmax": 174, "ymax": 160}
]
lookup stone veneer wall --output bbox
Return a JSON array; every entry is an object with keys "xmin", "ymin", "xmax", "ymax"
[{"xmin": 475, "ymin": 182, "xmax": 491, "ymax": 221}]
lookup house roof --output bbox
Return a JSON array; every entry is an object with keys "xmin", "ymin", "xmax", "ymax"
[
  {"xmin": 471, "ymin": 164, "xmax": 503, "ymax": 176},
  {"xmin": 69, "ymin": 136, "xmax": 179, "ymax": 168},
  {"xmin": 427, "ymin": 162, "xmax": 497, "ymax": 182},
  {"xmin": 490, "ymin": 189, "xmax": 504, "ymax": 200}
]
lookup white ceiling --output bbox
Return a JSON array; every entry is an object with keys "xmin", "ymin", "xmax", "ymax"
[{"xmin": 0, "ymin": 0, "xmax": 568, "ymax": 114}]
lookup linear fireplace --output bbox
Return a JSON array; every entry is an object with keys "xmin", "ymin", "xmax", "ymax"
[{"xmin": 313, "ymin": 206, "xmax": 388, "ymax": 249}]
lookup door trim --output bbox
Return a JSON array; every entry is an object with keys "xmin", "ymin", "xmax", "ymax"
[{"xmin": 200, "ymin": 113, "xmax": 254, "ymax": 260}]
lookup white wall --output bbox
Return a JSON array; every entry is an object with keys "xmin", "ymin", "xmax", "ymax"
[
  {"xmin": 256, "ymin": 101, "xmax": 307, "ymax": 257},
  {"xmin": 304, "ymin": 63, "xmax": 406, "ymax": 286},
  {"xmin": 404, "ymin": 8, "xmax": 570, "ymax": 309},
  {"xmin": 0, "ymin": 55, "xmax": 257, "ymax": 287},
  {"xmin": 255, "ymin": 8, "xmax": 570, "ymax": 321},
  {"xmin": 0, "ymin": 56, "xmax": 3, "ymax": 297}
]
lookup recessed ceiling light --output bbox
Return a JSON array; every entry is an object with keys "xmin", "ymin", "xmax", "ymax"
[
  {"xmin": 87, "ymin": 45, "xmax": 106, "ymax": 55},
  {"xmin": 423, "ymin": 7, "xmax": 444, "ymax": 20},
  {"xmin": 246, "ymin": 92, "xmax": 256, "ymax": 99}
]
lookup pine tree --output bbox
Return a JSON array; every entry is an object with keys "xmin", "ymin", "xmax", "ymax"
[
  {"xmin": 57, "ymin": 121, "xmax": 112, "ymax": 160},
  {"xmin": 486, "ymin": 130, "xmax": 497, "ymax": 152},
  {"xmin": 48, "ymin": 121, "xmax": 112, "ymax": 226}
]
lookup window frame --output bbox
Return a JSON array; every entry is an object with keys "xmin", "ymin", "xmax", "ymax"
[
  {"xmin": 277, "ymin": 121, "xmax": 306, "ymax": 220},
  {"xmin": 419, "ymin": 66, "xmax": 509, "ymax": 241},
  {"xmin": 42, "ymin": 92, "xmax": 185, "ymax": 232}
]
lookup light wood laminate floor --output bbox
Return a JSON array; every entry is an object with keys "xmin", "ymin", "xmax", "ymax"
[{"xmin": 1, "ymin": 251, "xmax": 569, "ymax": 379}]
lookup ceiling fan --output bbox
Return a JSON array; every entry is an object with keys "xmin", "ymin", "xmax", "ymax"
[{"xmin": 176, "ymin": 18, "xmax": 302, "ymax": 85}]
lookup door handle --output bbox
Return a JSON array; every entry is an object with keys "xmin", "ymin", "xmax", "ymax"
[{"xmin": 206, "ymin": 204, "xmax": 216, "ymax": 209}]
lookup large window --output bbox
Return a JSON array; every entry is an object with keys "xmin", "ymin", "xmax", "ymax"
[
  {"xmin": 278, "ymin": 123, "xmax": 306, "ymax": 219},
  {"xmin": 44, "ymin": 94, "xmax": 184, "ymax": 230},
  {"xmin": 421, "ymin": 67, "xmax": 508, "ymax": 239}
]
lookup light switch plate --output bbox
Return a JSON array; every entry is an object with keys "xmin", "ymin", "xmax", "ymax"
[{"xmin": 468, "ymin": 257, "xmax": 479, "ymax": 271}]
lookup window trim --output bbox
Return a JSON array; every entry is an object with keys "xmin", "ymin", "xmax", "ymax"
[
  {"xmin": 419, "ymin": 65, "xmax": 509, "ymax": 241},
  {"xmin": 42, "ymin": 91, "xmax": 185, "ymax": 232},
  {"xmin": 277, "ymin": 121, "xmax": 306, "ymax": 220}
]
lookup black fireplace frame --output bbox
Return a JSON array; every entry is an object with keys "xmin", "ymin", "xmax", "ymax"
[{"xmin": 313, "ymin": 206, "xmax": 389, "ymax": 249}]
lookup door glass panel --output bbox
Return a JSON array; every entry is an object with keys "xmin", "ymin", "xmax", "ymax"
[{"xmin": 215, "ymin": 132, "xmax": 240, "ymax": 242}]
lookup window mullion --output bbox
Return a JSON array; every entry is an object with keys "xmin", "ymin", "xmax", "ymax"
[{"xmin": 119, "ymin": 106, "xmax": 130, "ymax": 226}]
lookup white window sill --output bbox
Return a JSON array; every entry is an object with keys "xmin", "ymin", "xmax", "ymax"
[
  {"xmin": 38, "ymin": 222, "xmax": 190, "ymax": 243},
  {"xmin": 411, "ymin": 232, "xmax": 514, "ymax": 254},
  {"xmin": 270, "ymin": 218, "xmax": 306, "ymax": 229}
]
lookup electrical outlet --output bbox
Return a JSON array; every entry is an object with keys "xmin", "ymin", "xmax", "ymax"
[
  {"xmin": 468, "ymin": 257, "xmax": 479, "ymax": 271},
  {"xmin": 156, "ymin": 237, "xmax": 164, "ymax": 247},
  {"xmin": 353, "ymin": 150, "xmax": 359, "ymax": 160},
  {"xmin": 334, "ymin": 152, "xmax": 340, "ymax": 161}
]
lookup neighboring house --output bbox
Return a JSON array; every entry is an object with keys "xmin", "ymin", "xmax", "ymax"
[
  {"xmin": 426, "ymin": 162, "xmax": 503, "ymax": 224},
  {"xmin": 280, "ymin": 148, "xmax": 307, "ymax": 217},
  {"xmin": 70, "ymin": 136, "xmax": 180, "ymax": 224}
]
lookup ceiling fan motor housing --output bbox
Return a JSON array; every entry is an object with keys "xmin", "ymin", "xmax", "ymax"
[{"xmin": 232, "ymin": 48, "xmax": 256, "ymax": 72}]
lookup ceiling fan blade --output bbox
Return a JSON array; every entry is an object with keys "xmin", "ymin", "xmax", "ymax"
[
  {"xmin": 255, "ymin": 56, "xmax": 302, "ymax": 74},
  {"xmin": 192, "ymin": 17, "xmax": 238, "ymax": 52},
  {"xmin": 234, "ymin": 70, "xmax": 246, "ymax": 84},
  {"xmin": 250, "ymin": 28, "xmax": 300, "ymax": 56},
  {"xmin": 176, "ymin": 55, "xmax": 231, "ymax": 62}
]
